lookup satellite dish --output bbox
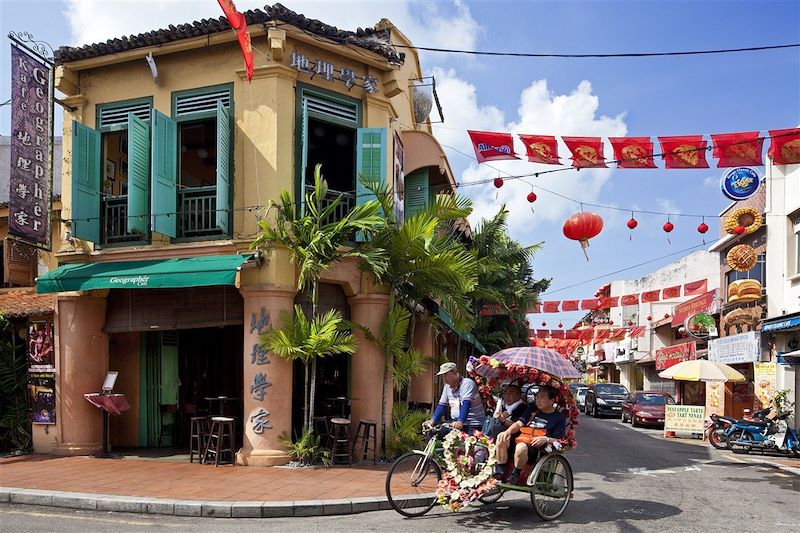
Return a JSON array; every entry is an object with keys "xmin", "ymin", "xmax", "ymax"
[
  {"xmin": 412, "ymin": 81, "xmax": 433, "ymax": 124},
  {"xmin": 145, "ymin": 52, "xmax": 158, "ymax": 83}
]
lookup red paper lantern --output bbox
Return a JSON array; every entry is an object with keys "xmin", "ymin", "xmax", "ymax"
[
  {"xmin": 733, "ymin": 225, "xmax": 746, "ymax": 235},
  {"xmin": 527, "ymin": 192, "xmax": 537, "ymax": 203},
  {"xmin": 609, "ymin": 320, "xmax": 614, "ymax": 325},
  {"xmin": 627, "ymin": 218, "xmax": 638, "ymax": 229},
  {"xmin": 646, "ymin": 315, "xmax": 653, "ymax": 321},
  {"xmin": 697, "ymin": 222, "xmax": 709, "ymax": 234},
  {"xmin": 494, "ymin": 178, "xmax": 504, "ymax": 188},
  {"xmin": 541, "ymin": 321, "xmax": 547, "ymax": 327},
  {"xmin": 663, "ymin": 221, "xmax": 674, "ymax": 233},
  {"xmin": 558, "ymin": 323, "xmax": 563, "ymax": 328},
  {"xmin": 627, "ymin": 320, "xmax": 634, "ymax": 326},
  {"xmin": 664, "ymin": 313, "xmax": 670, "ymax": 319},
  {"xmin": 563, "ymin": 212, "xmax": 604, "ymax": 260}
]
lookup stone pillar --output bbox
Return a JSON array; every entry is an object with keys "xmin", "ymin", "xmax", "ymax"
[
  {"xmin": 348, "ymin": 293, "xmax": 390, "ymax": 449},
  {"xmin": 237, "ymin": 285, "xmax": 295, "ymax": 466},
  {"xmin": 408, "ymin": 316, "xmax": 435, "ymax": 406},
  {"xmin": 54, "ymin": 295, "xmax": 108, "ymax": 455}
]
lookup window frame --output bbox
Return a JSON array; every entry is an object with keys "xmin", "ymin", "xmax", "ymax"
[{"xmin": 96, "ymin": 97, "xmax": 153, "ymax": 133}]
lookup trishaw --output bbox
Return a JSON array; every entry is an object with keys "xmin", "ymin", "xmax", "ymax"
[{"xmin": 385, "ymin": 347, "xmax": 580, "ymax": 520}]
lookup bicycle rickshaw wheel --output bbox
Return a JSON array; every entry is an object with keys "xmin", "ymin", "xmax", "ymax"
[
  {"xmin": 478, "ymin": 485, "xmax": 504, "ymax": 504},
  {"xmin": 528, "ymin": 453, "xmax": 573, "ymax": 521},
  {"xmin": 385, "ymin": 451, "xmax": 442, "ymax": 517}
]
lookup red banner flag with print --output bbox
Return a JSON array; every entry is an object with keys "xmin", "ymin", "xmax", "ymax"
[
  {"xmin": 542, "ymin": 301, "xmax": 561, "ymax": 313},
  {"xmin": 518, "ymin": 134, "xmax": 560, "ymax": 165},
  {"xmin": 609, "ymin": 328, "xmax": 627, "ymax": 341},
  {"xmin": 545, "ymin": 339, "xmax": 559, "ymax": 350},
  {"xmin": 683, "ymin": 279, "xmax": 708, "ymax": 296},
  {"xmin": 594, "ymin": 329, "xmax": 610, "ymax": 341},
  {"xmin": 712, "ymin": 131, "xmax": 764, "ymax": 167},
  {"xmin": 599, "ymin": 296, "xmax": 619, "ymax": 308},
  {"xmin": 641, "ymin": 290, "xmax": 661, "ymax": 303},
  {"xmin": 565, "ymin": 329, "xmax": 580, "ymax": 339},
  {"xmin": 561, "ymin": 300, "xmax": 580, "ymax": 311},
  {"xmin": 579, "ymin": 328, "xmax": 595, "ymax": 340},
  {"xmin": 550, "ymin": 330, "xmax": 565, "ymax": 339},
  {"xmin": 609, "ymin": 137, "xmax": 657, "ymax": 168},
  {"xmin": 662, "ymin": 285, "xmax": 682, "ymax": 299},
  {"xmin": 536, "ymin": 330, "xmax": 550, "ymax": 339},
  {"xmin": 629, "ymin": 326, "xmax": 646, "ymax": 338},
  {"xmin": 528, "ymin": 302, "xmax": 542, "ymax": 314},
  {"xmin": 468, "ymin": 130, "xmax": 518, "ymax": 163},
  {"xmin": 562, "ymin": 136, "xmax": 607, "ymax": 168},
  {"xmin": 581, "ymin": 298, "xmax": 601, "ymax": 310},
  {"xmin": 768, "ymin": 128, "xmax": 800, "ymax": 164},
  {"xmin": 217, "ymin": 0, "xmax": 254, "ymax": 81},
  {"xmin": 658, "ymin": 135, "xmax": 709, "ymax": 169},
  {"xmin": 620, "ymin": 294, "xmax": 639, "ymax": 306}
]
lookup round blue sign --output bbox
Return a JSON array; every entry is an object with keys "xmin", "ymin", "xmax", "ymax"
[{"xmin": 720, "ymin": 167, "xmax": 761, "ymax": 201}]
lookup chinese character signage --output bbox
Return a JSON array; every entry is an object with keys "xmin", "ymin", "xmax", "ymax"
[
  {"xmin": 709, "ymin": 331, "xmax": 761, "ymax": 365},
  {"xmin": 655, "ymin": 341, "xmax": 696, "ymax": 371},
  {"xmin": 9, "ymin": 46, "xmax": 52, "ymax": 248},
  {"xmin": 663, "ymin": 405, "xmax": 705, "ymax": 437},
  {"xmin": 289, "ymin": 51, "xmax": 378, "ymax": 94}
]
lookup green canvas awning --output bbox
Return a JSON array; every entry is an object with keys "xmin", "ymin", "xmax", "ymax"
[
  {"xmin": 36, "ymin": 254, "xmax": 253, "ymax": 294},
  {"xmin": 436, "ymin": 307, "xmax": 487, "ymax": 353}
]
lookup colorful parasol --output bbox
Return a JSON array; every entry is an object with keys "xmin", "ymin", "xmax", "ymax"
[
  {"xmin": 658, "ymin": 359, "xmax": 746, "ymax": 382},
  {"xmin": 472, "ymin": 347, "xmax": 581, "ymax": 380}
]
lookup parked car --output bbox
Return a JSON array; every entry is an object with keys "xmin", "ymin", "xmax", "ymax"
[
  {"xmin": 522, "ymin": 384, "xmax": 540, "ymax": 404},
  {"xmin": 584, "ymin": 383, "xmax": 629, "ymax": 417},
  {"xmin": 568, "ymin": 383, "xmax": 587, "ymax": 395},
  {"xmin": 575, "ymin": 388, "xmax": 588, "ymax": 412},
  {"xmin": 621, "ymin": 391, "xmax": 675, "ymax": 427}
]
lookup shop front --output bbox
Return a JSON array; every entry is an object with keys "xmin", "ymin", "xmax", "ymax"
[
  {"xmin": 708, "ymin": 330, "xmax": 762, "ymax": 418},
  {"xmin": 762, "ymin": 313, "xmax": 800, "ymax": 425}
]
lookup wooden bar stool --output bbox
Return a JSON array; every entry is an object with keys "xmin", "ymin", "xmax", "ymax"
[
  {"xmin": 313, "ymin": 416, "xmax": 330, "ymax": 440},
  {"xmin": 189, "ymin": 416, "xmax": 209, "ymax": 463},
  {"xmin": 202, "ymin": 416, "xmax": 235, "ymax": 466},
  {"xmin": 352, "ymin": 419, "xmax": 378, "ymax": 464},
  {"xmin": 328, "ymin": 417, "xmax": 351, "ymax": 465}
]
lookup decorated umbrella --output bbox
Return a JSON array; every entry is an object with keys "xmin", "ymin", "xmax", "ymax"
[
  {"xmin": 472, "ymin": 346, "xmax": 582, "ymax": 380},
  {"xmin": 658, "ymin": 359, "xmax": 746, "ymax": 382}
]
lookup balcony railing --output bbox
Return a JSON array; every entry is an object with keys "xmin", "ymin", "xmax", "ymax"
[
  {"xmin": 304, "ymin": 184, "xmax": 355, "ymax": 225},
  {"xmin": 178, "ymin": 186, "xmax": 223, "ymax": 239},
  {"xmin": 102, "ymin": 195, "xmax": 144, "ymax": 245}
]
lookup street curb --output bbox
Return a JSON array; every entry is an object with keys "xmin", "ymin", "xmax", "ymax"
[
  {"xmin": 0, "ymin": 487, "xmax": 427, "ymax": 518},
  {"xmin": 741, "ymin": 458, "xmax": 800, "ymax": 476}
]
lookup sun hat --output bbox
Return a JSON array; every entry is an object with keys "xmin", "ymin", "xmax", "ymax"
[{"xmin": 436, "ymin": 362, "xmax": 457, "ymax": 376}]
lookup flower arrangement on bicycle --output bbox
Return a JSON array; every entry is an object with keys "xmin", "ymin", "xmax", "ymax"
[{"xmin": 435, "ymin": 429, "xmax": 497, "ymax": 511}]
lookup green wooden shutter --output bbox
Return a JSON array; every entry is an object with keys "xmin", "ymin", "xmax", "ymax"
[
  {"xmin": 71, "ymin": 122, "xmax": 101, "ymax": 243},
  {"xmin": 150, "ymin": 110, "xmax": 177, "ymax": 237},
  {"xmin": 127, "ymin": 113, "xmax": 151, "ymax": 235},
  {"xmin": 355, "ymin": 128, "xmax": 386, "ymax": 241},
  {"xmin": 299, "ymin": 99, "xmax": 309, "ymax": 214},
  {"xmin": 404, "ymin": 169, "xmax": 430, "ymax": 219},
  {"xmin": 216, "ymin": 101, "xmax": 231, "ymax": 234}
]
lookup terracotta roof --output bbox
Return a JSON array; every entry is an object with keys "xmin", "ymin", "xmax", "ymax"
[
  {"xmin": 0, "ymin": 288, "xmax": 55, "ymax": 318},
  {"xmin": 54, "ymin": 3, "xmax": 404, "ymax": 65}
]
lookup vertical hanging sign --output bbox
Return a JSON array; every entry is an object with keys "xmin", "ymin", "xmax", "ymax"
[{"xmin": 9, "ymin": 45, "xmax": 52, "ymax": 248}]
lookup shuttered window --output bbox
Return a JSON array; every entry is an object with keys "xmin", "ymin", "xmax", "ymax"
[
  {"xmin": 97, "ymin": 99, "xmax": 151, "ymax": 131},
  {"xmin": 305, "ymin": 94, "xmax": 358, "ymax": 125},
  {"xmin": 355, "ymin": 128, "xmax": 387, "ymax": 242},
  {"xmin": 404, "ymin": 169, "xmax": 429, "ymax": 218},
  {"xmin": 174, "ymin": 88, "xmax": 231, "ymax": 118}
]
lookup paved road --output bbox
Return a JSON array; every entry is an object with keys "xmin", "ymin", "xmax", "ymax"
[{"xmin": 1, "ymin": 415, "xmax": 797, "ymax": 532}]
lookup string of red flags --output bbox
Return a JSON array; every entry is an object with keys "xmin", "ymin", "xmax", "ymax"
[
  {"xmin": 217, "ymin": 0, "xmax": 255, "ymax": 81},
  {"xmin": 521, "ymin": 279, "xmax": 708, "ymax": 314},
  {"xmin": 467, "ymin": 128, "xmax": 800, "ymax": 169}
]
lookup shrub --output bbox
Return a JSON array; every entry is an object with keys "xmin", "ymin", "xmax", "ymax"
[
  {"xmin": 279, "ymin": 428, "xmax": 331, "ymax": 467},
  {"xmin": 385, "ymin": 402, "xmax": 429, "ymax": 460}
]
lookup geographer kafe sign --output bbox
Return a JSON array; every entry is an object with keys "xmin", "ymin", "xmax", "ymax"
[
  {"xmin": 664, "ymin": 405, "xmax": 705, "ymax": 436},
  {"xmin": 9, "ymin": 45, "xmax": 52, "ymax": 247}
]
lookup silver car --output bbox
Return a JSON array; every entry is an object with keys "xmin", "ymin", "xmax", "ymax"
[{"xmin": 575, "ymin": 387, "xmax": 588, "ymax": 412}]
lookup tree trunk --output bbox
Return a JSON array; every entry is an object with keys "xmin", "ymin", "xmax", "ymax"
[
  {"xmin": 303, "ymin": 361, "xmax": 310, "ymax": 432},
  {"xmin": 379, "ymin": 289, "xmax": 396, "ymax": 457},
  {"xmin": 308, "ymin": 283, "xmax": 319, "ymax": 433}
]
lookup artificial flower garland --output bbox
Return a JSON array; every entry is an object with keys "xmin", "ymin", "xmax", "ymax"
[
  {"xmin": 435, "ymin": 429, "xmax": 498, "ymax": 512},
  {"xmin": 468, "ymin": 355, "xmax": 579, "ymax": 449}
]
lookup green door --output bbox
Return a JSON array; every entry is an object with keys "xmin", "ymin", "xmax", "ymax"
[{"xmin": 139, "ymin": 331, "xmax": 179, "ymax": 447}]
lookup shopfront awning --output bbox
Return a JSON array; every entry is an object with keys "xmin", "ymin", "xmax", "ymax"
[
  {"xmin": 761, "ymin": 313, "xmax": 800, "ymax": 333},
  {"xmin": 36, "ymin": 254, "xmax": 253, "ymax": 294},
  {"xmin": 436, "ymin": 307, "xmax": 487, "ymax": 353}
]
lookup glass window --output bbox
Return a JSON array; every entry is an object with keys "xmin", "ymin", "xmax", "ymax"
[
  {"xmin": 637, "ymin": 393, "xmax": 670, "ymax": 405},
  {"xmin": 595, "ymin": 384, "xmax": 628, "ymax": 395}
]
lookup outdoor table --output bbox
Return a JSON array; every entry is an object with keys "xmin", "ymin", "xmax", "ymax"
[
  {"xmin": 204, "ymin": 396, "xmax": 240, "ymax": 417},
  {"xmin": 84, "ymin": 393, "xmax": 130, "ymax": 457},
  {"xmin": 323, "ymin": 397, "xmax": 354, "ymax": 418}
]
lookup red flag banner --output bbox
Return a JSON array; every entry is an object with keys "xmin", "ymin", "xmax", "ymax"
[
  {"xmin": 599, "ymin": 296, "xmax": 619, "ymax": 308},
  {"xmin": 641, "ymin": 290, "xmax": 661, "ymax": 303},
  {"xmin": 683, "ymin": 279, "xmax": 708, "ymax": 296},
  {"xmin": 662, "ymin": 285, "xmax": 682, "ymax": 300},
  {"xmin": 712, "ymin": 131, "xmax": 763, "ymax": 167},
  {"xmin": 550, "ymin": 330, "xmax": 565, "ymax": 339},
  {"xmin": 518, "ymin": 134, "xmax": 560, "ymax": 165},
  {"xmin": 656, "ymin": 341, "xmax": 696, "ymax": 370},
  {"xmin": 659, "ymin": 135, "xmax": 709, "ymax": 169},
  {"xmin": 217, "ymin": 0, "xmax": 254, "ymax": 81},
  {"xmin": 629, "ymin": 326, "xmax": 645, "ymax": 338},
  {"xmin": 565, "ymin": 329, "xmax": 580, "ymax": 340},
  {"xmin": 620, "ymin": 294, "xmax": 639, "ymax": 306},
  {"xmin": 594, "ymin": 329, "xmax": 610, "ymax": 341},
  {"xmin": 542, "ymin": 301, "xmax": 561, "ymax": 313},
  {"xmin": 528, "ymin": 302, "xmax": 542, "ymax": 313},
  {"xmin": 562, "ymin": 136, "xmax": 607, "ymax": 168},
  {"xmin": 579, "ymin": 328, "xmax": 595, "ymax": 340},
  {"xmin": 581, "ymin": 298, "xmax": 601, "ymax": 310},
  {"xmin": 468, "ymin": 130, "xmax": 518, "ymax": 163},
  {"xmin": 536, "ymin": 330, "xmax": 550, "ymax": 338},
  {"xmin": 768, "ymin": 128, "xmax": 800, "ymax": 164},
  {"xmin": 609, "ymin": 137, "xmax": 657, "ymax": 168},
  {"xmin": 561, "ymin": 300, "xmax": 580, "ymax": 311},
  {"xmin": 609, "ymin": 328, "xmax": 627, "ymax": 341}
]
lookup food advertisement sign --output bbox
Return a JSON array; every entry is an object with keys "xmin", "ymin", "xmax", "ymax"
[
  {"xmin": 705, "ymin": 381, "xmax": 725, "ymax": 418},
  {"xmin": 664, "ymin": 405, "xmax": 705, "ymax": 436},
  {"xmin": 720, "ymin": 167, "xmax": 761, "ymax": 201},
  {"xmin": 753, "ymin": 362, "xmax": 776, "ymax": 410}
]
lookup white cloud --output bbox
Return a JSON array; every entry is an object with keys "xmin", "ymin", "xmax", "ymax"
[
  {"xmin": 431, "ymin": 71, "xmax": 628, "ymax": 241},
  {"xmin": 655, "ymin": 198, "xmax": 682, "ymax": 215},
  {"xmin": 63, "ymin": 0, "xmax": 481, "ymax": 57}
]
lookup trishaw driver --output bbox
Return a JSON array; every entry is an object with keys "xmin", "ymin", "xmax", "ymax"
[
  {"xmin": 494, "ymin": 385, "xmax": 567, "ymax": 485},
  {"xmin": 428, "ymin": 362, "xmax": 486, "ymax": 434}
]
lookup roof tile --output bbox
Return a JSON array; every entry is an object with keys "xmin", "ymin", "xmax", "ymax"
[{"xmin": 0, "ymin": 288, "xmax": 55, "ymax": 318}]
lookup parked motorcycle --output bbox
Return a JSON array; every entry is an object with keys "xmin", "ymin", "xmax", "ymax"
[
  {"xmin": 725, "ymin": 411, "xmax": 800, "ymax": 457},
  {"xmin": 707, "ymin": 407, "xmax": 771, "ymax": 450}
]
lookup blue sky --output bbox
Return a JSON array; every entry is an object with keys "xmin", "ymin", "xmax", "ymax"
[{"xmin": 2, "ymin": 1, "xmax": 799, "ymax": 329}]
